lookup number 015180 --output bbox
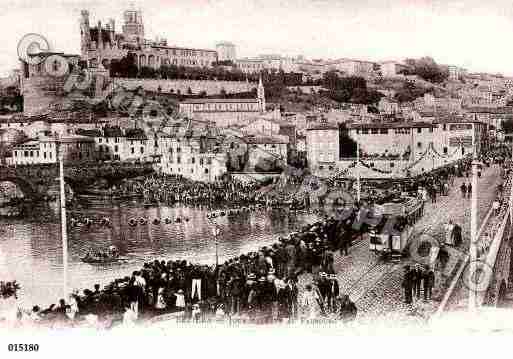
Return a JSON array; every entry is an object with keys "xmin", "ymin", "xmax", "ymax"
[{"xmin": 7, "ymin": 344, "xmax": 39, "ymax": 352}]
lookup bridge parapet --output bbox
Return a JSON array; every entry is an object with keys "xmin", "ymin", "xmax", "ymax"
[{"xmin": 477, "ymin": 174, "xmax": 513, "ymax": 306}]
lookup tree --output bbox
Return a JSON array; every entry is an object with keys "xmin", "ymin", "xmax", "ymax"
[
  {"xmin": 502, "ymin": 119, "xmax": 513, "ymax": 133},
  {"xmin": 109, "ymin": 53, "xmax": 138, "ymax": 78},
  {"xmin": 394, "ymin": 81, "xmax": 428, "ymax": 103},
  {"xmin": 404, "ymin": 57, "xmax": 449, "ymax": 83},
  {"xmin": 139, "ymin": 66, "xmax": 157, "ymax": 79},
  {"xmin": 339, "ymin": 124, "xmax": 357, "ymax": 157}
]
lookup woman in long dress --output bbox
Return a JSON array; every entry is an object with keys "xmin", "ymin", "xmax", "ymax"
[
  {"xmin": 445, "ymin": 221, "xmax": 455, "ymax": 246},
  {"xmin": 301, "ymin": 284, "xmax": 320, "ymax": 320},
  {"xmin": 155, "ymin": 287, "xmax": 166, "ymax": 310}
]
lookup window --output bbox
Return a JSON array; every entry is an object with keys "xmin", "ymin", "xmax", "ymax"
[
  {"xmin": 192, "ymin": 157, "xmax": 195, "ymax": 164},
  {"xmin": 417, "ymin": 142, "xmax": 422, "ymax": 148},
  {"xmin": 443, "ymin": 147, "xmax": 448, "ymax": 154},
  {"xmin": 371, "ymin": 128, "xmax": 379, "ymax": 134},
  {"xmin": 43, "ymin": 152, "xmax": 46, "ymax": 159},
  {"xmin": 131, "ymin": 147, "xmax": 135, "ymax": 154},
  {"xmin": 49, "ymin": 152, "xmax": 52, "ymax": 159},
  {"xmin": 390, "ymin": 163, "xmax": 395, "ymax": 168},
  {"xmin": 205, "ymin": 168, "xmax": 209, "ymax": 174},
  {"xmin": 429, "ymin": 127, "xmax": 433, "ymax": 133},
  {"xmin": 417, "ymin": 128, "xmax": 422, "ymax": 133},
  {"xmin": 114, "ymin": 145, "xmax": 119, "ymax": 152},
  {"xmin": 140, "ymin": 147, "xmax": 144, "ymax": 154},
  {"xmin": 177, "ymin": 156, "xmax": 181, "ymax": 164},
  {"xmin": 443, "ymin": 124, "xmax": 447, "ymax": 131},
  {"xmin": 30, "ymin": 151, "xmax": 33, "ymax": 157},
  {"xmin": 319, "ymin": 165, "xmax": 324, "ymax": 170},
  {"xmin": 191, "ymin": 169, "xmax": 194, "ymax": 173},
  {"xmin": 200, "ymin": 158, "xmax": 204, "ymax": 166}
]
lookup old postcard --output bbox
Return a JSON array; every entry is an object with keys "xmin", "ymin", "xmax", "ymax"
[{"xmin": 1, "ymin": 0, "xmax": 513, "ymax": 357}]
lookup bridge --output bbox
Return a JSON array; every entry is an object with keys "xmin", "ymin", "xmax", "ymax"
[
  {"xmin": 0, "ymin": 162, "xmax": 155, "ymax": 200},
  {"xmin": 436, "ymin": 169, "xmax": 513, "ymax": 314}
]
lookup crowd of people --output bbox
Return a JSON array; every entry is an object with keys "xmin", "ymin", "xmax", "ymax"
[
  {"xmin": 8, "ymin": 214, "xmax": 363, "ymax": 328},
  {"xmin": 115, "ymin": 174, "xmax": 282, "ymax": 208},
  {"xmin": 4, "ymin": 146, "xmax": 512, "ymax": 328}
]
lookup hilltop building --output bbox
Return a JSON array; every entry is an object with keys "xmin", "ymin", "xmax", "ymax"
[
  {"xmin": 178, "ymin": 77, "xmax": 266, "ymax": 127},
  {"xmin": 80, "ymin": 7, "xmax": 218, "ymax": 70}
]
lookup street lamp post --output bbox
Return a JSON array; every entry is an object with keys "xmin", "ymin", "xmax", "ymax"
[
  {"xmin": 58, "ymin": 145, "xmax": 69, "ymax": 300},
  {"xmin": 212, "ymin": 226, "xmax": 221, "ymax": 296},
  {"xmin": 356, "ymin": 141, "xmax": 361, "ymax": 204}
]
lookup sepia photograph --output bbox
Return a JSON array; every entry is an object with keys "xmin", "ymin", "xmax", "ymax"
[{"xmin": 1, "ymin": 0, "xmax": 513, "ymax": 357}]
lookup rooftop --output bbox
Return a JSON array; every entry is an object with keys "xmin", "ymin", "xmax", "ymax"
[
  {"xmin": 243, "ymin": 134, "xmax": 289, "ymax": 144},
  {"xmin": 181, "ymin": 98, "xmax": 259, "ymax": 104},
  {"xmin": 347, "ymin": 121, "xmax": 436, "ymax": 129},
  {"xmin": 306, "ymin": 122, "xmax": 339, "ymax": 131}
]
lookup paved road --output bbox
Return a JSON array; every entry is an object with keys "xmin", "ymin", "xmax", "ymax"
[{"xmin": 299, "ymin": 164, "xmax": 502, "ymax": 324}]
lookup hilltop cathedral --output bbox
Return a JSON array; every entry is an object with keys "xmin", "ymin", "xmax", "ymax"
[{"xmin": 80, "ymin": 6, "xmax": 218, "ymax": 70}]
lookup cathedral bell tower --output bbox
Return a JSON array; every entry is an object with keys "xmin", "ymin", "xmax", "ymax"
[{"xmin": 80, "ymin": 10, "xmax": 91, "ymax": 56}]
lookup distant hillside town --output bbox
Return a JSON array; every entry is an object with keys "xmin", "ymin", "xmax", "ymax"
[{"xmin": 1, "ymin": 5, "xmax": 513, "ymax": 183}]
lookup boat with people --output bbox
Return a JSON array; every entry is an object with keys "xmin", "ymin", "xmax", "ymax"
[{"xmin": 81, "ymin": 246, "xmax": 123, "ymax": 264}]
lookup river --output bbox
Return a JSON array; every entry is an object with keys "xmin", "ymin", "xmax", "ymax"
[{"xmin": 0, "ymin": 197, "xmax": 321, "ymax": 308}]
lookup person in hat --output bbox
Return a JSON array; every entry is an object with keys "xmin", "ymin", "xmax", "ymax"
[
  {"xmin": 423, "ymin": 265, "xmax": 435, "ymax": 301},
  {"xmin": 267, "ymin": 268, "xmax": 276, "ymax": 283},
  {"xmin": 327, "ymin": 274, "xmax": 340, "ymax": 313},
  {"xmin": 175, "ymin": 289, "xmax": 186, "ymax": 309},
  {"xmin": 402, "ymin": 265, "xmax": 413, "ymax": 304},
  {"xmin": 301, "ymin": 284, "xmax": 320, "ymax": 320},
  {"xmin": 317, "ymin": 272, "xmax": 330, "ymax": 307},
  {"xmin": 192, "ymin": 303, "xmax": 201, "ymax": 322},
  {"xmin": 338, "ymin": 295, "xmax": 357, "ymax": 322},
  {"xmin": 412, "ymin": 264, "xmax": 423, "ymax": 300}
]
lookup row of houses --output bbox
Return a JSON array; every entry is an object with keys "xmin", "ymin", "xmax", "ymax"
[{"xmin": 306, "ymin": 118, "xmax": 488, "ymax": 178}]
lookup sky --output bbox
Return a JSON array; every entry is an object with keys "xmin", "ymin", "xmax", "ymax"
[{"xmin": 1, "ymin": 0, "xmax": 513, "ymax": 76}]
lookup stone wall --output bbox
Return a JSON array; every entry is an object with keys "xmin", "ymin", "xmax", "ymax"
[
  {"xmin": 113, "ymin": 78, "xmax": 257, "ymax": 96},
  {"xmin": 22, "ymin": 76, "xmax": 67, "ymax": 117}
]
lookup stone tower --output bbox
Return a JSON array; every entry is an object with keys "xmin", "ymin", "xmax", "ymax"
[
  {"xmin": 122, "ymin": 7, "xmax": 145, "ymax": 45},
  {"xmin": 257, "ymin": 76, "xmax": 266, "ymax": 112},
  {"xmin": 80, "ymin": 10, "xmax": 91, "ymax": 55}
]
